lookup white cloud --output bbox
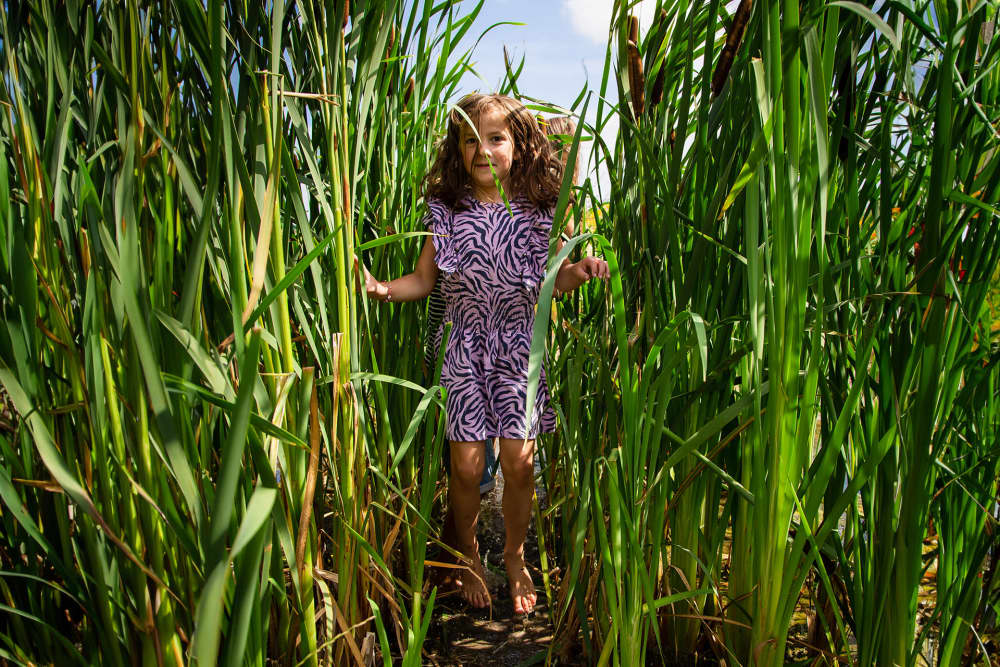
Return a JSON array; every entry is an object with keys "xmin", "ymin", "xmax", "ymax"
[{"xmin": 561, "ymin": 0, "xmax": 658, "ymax": 45}]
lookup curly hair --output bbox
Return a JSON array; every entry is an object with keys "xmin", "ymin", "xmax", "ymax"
[
  {"xmin": 542, "ymin": 115, "xmax": 579, "ymax": 184},
  {"xmin": 424, "ymin": 93, "xmax": 563, "ymax": 210}
]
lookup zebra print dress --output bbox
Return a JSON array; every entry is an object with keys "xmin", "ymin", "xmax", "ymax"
[
  {"xmin": 424, "ymin": 196, "xmax": 557, "ymax": 442},
  {"xmin": 423, "ymin": 281, "xmax": 447, "ymax": 374}
]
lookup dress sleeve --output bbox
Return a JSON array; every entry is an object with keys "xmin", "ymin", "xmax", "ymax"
[
  {"xmin": 521, "ymin": 204, "xmax": 554, "ymax": 289},
  {"xmin": 423, "ymin": 198, "xmax": 458, "ymax": 273}
]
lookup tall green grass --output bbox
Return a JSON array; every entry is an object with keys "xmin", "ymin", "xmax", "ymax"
[
  {"xmin": 1, "ymin": 0, "xmax": 999, "ymax": 665},
  {"xmin": 0, "ymin": 1, "xmax": 482, "ymax": 663},
  {"xmin": 538, "ymin": 0, "xmax": 1000, "ymax": 665}
]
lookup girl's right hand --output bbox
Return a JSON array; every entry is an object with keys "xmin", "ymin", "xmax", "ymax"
[{"xmin": 354, "ymin": 257, "xmax": 389, "ymax": 301}]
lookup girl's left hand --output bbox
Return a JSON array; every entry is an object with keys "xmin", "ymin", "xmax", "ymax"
[
  {"xmin": 570, "ymin": 256, "xmax": 610, "ymax": 282},
  {"xmin": 354, "ymin": 257, "xmax": 390, "ymax": 300}
]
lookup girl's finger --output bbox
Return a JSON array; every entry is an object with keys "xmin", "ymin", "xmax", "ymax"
[
  {"xmin": 355, "ymin": 255, "xmax": 371, "ymax": 274},
  {"xmin": 355, "ymin": 256, "xmax": 370, "ymax": 282}
]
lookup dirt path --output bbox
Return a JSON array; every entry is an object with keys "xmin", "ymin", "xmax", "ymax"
[{"xmin": 422, "ymin": 473, "xmax": 554, "ymax": 666}]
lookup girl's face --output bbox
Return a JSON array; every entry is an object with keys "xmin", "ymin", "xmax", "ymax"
[{"xmin": 460, "ymin": 106, "xmax": 515, "ymax": 200}]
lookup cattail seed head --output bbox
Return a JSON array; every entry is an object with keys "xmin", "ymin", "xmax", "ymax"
[
  {"xmin": 650, "ymin": 63, "xmax": 665, "ymax": 108},
  {"xmin": 711, "ymin": 0, "xmax": 753, "ymax": 97},
  {"xmin": 386, "ymin": 25, "xmax": 396, "ymax": 59},
  {"xmin": 627, "ymin": 40, "xmax": 645, "ymax": 120},
  {"xmin": 647, "ymin": 9, "xmax": 669, "ymax": 112},
  {"xmin": 403, "ymin": 77, "xmax": 414, "ymax": 111}
]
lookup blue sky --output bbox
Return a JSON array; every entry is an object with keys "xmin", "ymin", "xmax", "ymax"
[
  {"xmin": 456, "ymin": 1, "xmax": 611, "ymax": 110},
  {"xmin": 448, "ymin": 1, "xmax": 661, "ymax": 193},
  {"xmin": 452, "ymin": 1, "xmax": 662, "ymax": 106}
]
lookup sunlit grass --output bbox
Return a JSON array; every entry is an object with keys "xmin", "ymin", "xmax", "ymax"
[{"xmin": 1, "ymin": 1, "xmax": 998, "ymax": 665}]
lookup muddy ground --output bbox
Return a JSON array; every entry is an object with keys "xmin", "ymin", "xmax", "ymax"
[
  {"xmin": 421, "ymin": 472, "xmax": 553, "ymax": 666},
  {"xmin": 401, "ymin": 476, "xmax": 999, "ymax": 667}
]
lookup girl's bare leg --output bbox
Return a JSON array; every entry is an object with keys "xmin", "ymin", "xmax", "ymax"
[
  {"xmin": 498, "ymin": 437, "xmax": 538, "ymax": 614},
  {"xmin": 449, "ymin": 441, "xmax": 490, "ymax": 607}
]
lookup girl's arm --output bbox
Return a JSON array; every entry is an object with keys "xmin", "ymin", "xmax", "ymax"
[{"xmin": 361, "ymin": 238, "xmax": 439, "ymax": 302}]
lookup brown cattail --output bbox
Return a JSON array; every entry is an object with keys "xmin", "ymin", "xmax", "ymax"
[
  {"xmin": 628, "ymin": 14, "xmax": 640, "ymax": 45},
  {"xmin": 342, "ymin": 0, "xmax": 350, "ymax": 30},
  {"xmin": 386, "ymin": 26, "xmax": 399, "ymax": 97},
  {"xmin": 649, "ymin": 62, "xmax": 666, "ymax": 108},
  {"xmin": 386, "ymin": 25, "xmax": 396, "ymax": 60},
  {"xmin": 711, "ymin": 0, "xmax": 753, "ymax": 98},
  {"xmin": 403, "ymin": 77, "xmax": 414, "ymax": 111},
  {"xmin": 342, "ymin": 173, "xmax": 351, "ymax": 220},
  {"xmin": 649, "ymin": 10, "xmax": 667, "ymax": 108},
  {"xmin": 627, "ymin": 40, "xmax": 645, "ymax": 120}
]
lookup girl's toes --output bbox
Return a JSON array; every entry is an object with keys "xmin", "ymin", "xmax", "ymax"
[
  {"xmin": 460, "ymin": 581, "xmax": 489, "ymax": 608},
  {"xmin": 512, "ymin": 591, "xmax": 535, "ymax": 614},
  {"xmin": 505, "ymin": 557, "xmax": 536, "ymax": 615},
  {"xmin": 459, "ymin": 556, "xmax": 491, "ymax": 609}
]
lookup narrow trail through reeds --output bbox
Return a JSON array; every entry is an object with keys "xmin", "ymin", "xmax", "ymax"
[{"xmin": 1, "ymin": 1, "xmax": 998, "ymax": 665}]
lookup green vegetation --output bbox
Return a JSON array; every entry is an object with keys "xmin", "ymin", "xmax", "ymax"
[{"xmin": 1, "ymin": 1, "xmax": 998, "ymax": 665}]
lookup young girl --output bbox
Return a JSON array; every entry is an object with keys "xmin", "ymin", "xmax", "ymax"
[
  {"xmin": 362, "ymin": 93, "xmax": 607, "ymax": 614},
  {"xmin": 426, "ymin": 114, "xmax": 582, "ymax": 509}
]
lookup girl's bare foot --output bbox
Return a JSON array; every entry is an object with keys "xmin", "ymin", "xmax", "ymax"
[
  {"xmin": 504, "ymin": 553, "xmax": 537, "ymax": 615},
  {"xmin": 457, "ymin": 550, "xmax": 490, "ymax": 608}
]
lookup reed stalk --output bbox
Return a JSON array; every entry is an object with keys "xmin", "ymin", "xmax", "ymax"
[{"xmin": 2, "ymin": 2, "xmax": 999, "ymax": 665}]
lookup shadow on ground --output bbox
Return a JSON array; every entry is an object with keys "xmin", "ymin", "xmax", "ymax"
[{"xmin": 422, "ymin": 473, "xmax": 554, "ymax": 666}]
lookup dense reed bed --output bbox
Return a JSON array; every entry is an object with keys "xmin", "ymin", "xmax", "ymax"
[{"xmin": 1, "ymin": 1, "xmax": 998, "ymax": 665}]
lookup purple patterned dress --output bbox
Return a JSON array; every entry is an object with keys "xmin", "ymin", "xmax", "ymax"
[{"xmin": 425, "ymin": 196, "xmax": 557, "ymax": 442}]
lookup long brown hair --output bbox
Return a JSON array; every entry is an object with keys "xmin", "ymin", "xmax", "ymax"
[
  {"xmin": 424, "ymin": 93, "xmax": 563, "ymax": 210},
  {"xmin": 543, "ymin": 115, "xmax": 579, "ymax": 184}
]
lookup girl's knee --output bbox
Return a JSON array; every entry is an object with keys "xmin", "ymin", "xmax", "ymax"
[
  {"xmin": 501, "ymin": 454, "xmax": 534, "ymax": 488},
  {"xmin": 498, "ymin": 437, "xmax": 535, "ymax": 487},
  {"xmin": 453, "ymin": 459, "xmax": 485, "ymax": 486},
  {"xmin": 451, "ymin": 442, "xmax": 485, "ymax": 486}
]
